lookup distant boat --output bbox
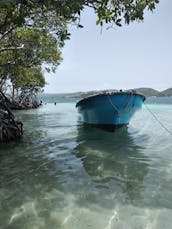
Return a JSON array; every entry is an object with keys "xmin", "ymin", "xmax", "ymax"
[{"xmin": 76, "ymin": 91, "xmax": 145, "ymax": 131}]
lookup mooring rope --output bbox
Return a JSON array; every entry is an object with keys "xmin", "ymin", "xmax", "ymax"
[
  {"xmin": 107, "ymin": 94, "xmax": 121, "ymax": 116},
  {"xmin": 144, "ymin": 102, "xmax": 172, "ymax": 136},
  {"xmin": 107, "ymin": 92, "xmax": 133, "ymax": 116},
  {"xmin": 123, "ymin": 92, "xmax": 134, "ymax": 111}
]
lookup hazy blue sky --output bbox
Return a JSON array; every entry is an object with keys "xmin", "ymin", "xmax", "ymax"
[{"xmin": 44, "ymin": 0, "xmax": 172, "ymax": 93}]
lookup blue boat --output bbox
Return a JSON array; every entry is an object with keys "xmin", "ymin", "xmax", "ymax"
[{"xmin": 76, "ymin": 91, "xmax": 145, "ymax": 130}]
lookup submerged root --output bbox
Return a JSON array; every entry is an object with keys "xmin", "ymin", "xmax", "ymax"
[
  {"xmin": 0, "ymin": 117, "xmax": 23, "ymax": 143},
  {"xmin": 0, "ymin": 91, "xmax": 23, "ymax": 143}
]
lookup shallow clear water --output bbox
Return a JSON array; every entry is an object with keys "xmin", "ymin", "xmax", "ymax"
[{"xmin": 0, "ymin": 103, "xmax": 172, "ymax": 229}]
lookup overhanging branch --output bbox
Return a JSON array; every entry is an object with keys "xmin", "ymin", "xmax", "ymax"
[
  {"xmin": 0, "ymin": 44, "xmax": 24, "ymax": 52},
  {"xmin": 0, "ymin": 27, "xmax": 14, "ymax": 42}
]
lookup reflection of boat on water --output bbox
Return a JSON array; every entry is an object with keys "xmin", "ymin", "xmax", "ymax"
[
  {"xmin": 76, "ymin": 91, "xmax": 145, "ymax": 131},
  {"xmin": 74, "ymin": 125, "xmax": 149, "ymax": 202}
]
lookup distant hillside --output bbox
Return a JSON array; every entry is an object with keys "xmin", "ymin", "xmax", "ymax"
[
  {"xmin": 160, "ymin": 88, "xmax": 172, "ymax": 96},
  {"xmin": 40, "ymin": 88, "xmax": 172, "ymax": 99},
  {"xmin": 132, "ymin": 88, "xmax": 160, "ymax": 97},
  {"xmin": 40, "ymin": 89, "xmax": 117, "ymax": 99}
]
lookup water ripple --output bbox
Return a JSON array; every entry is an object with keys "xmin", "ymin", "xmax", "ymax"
[{"xmin": 0, "ymin": 103, "xmax": 172, "ymax": 228}]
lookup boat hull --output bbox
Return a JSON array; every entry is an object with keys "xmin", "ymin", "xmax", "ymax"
[{"xmin": 76, "ymin": 92, "xmax": 145, "ymax": 128}]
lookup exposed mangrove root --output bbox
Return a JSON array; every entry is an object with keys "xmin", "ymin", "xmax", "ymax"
[{"xmin": 0, "ymin": 91, "xmax": 23, "ymax": 143}]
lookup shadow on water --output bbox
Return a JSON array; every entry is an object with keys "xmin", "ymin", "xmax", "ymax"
[{"xmin": 74, "ymin": 125, "xmax": 150, "ymax": 205}]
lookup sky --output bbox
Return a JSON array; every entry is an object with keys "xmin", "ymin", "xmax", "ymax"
[{"xmin": 44, "ymin": 0, "xmax": 172, "ymax": 93}]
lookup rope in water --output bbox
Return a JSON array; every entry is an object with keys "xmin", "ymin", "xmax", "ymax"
[{"xmin": 144, "ymin": 102, "xmax": 172, "ymax": 136}]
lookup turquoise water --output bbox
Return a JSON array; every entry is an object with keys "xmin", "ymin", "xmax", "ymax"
[{"xmin": 0, "ymin": 102, "xmax": 172, "ymax": 229}]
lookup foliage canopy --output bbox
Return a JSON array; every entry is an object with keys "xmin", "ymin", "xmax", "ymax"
[{"xmin": 0, "ymin": 0, "xmax": 159, "ymax": 100}]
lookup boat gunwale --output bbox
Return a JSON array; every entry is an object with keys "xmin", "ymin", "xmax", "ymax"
[{"xmin": 76, "ymin": 91, "xmax": 146, "ymax": 107}]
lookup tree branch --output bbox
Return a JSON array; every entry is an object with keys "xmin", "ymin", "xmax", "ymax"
[
  {"xmin": 0, "ymin": 27, "xmax": 14, "ymax": 42},
  {"xmin": 0, "ymin": 44, "xmax": 24, "ymax": 52}
]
